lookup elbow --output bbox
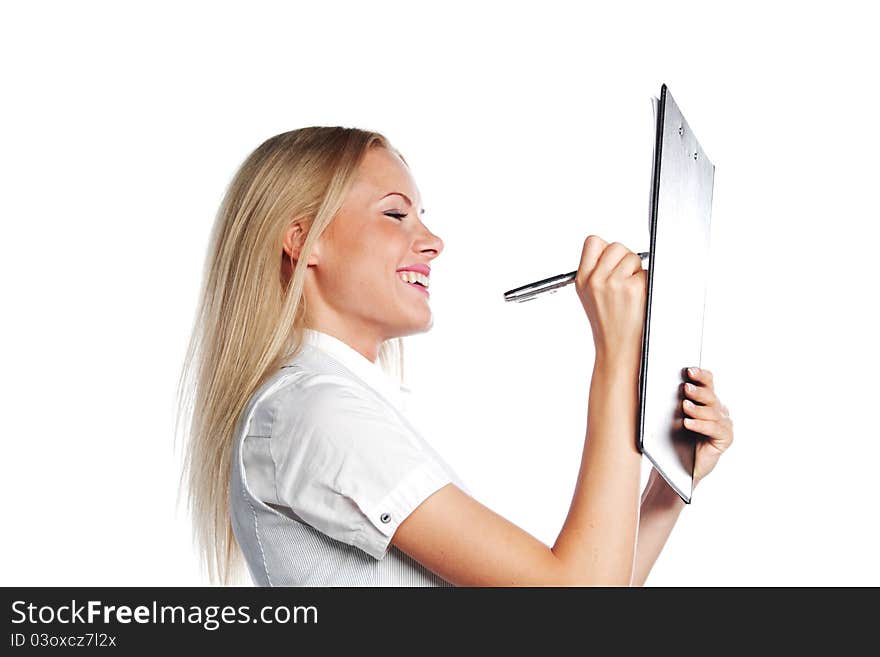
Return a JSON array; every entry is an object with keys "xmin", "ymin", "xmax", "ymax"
[
  {"xmin": 559, "ymin": 562, "xmax": 637, "ymax": 587},
  {"xmin": 551, "ymin": 552, "xmax": 636, "ymax": 587},
  {"xmin": 569, "ymin": 577, "xmax": 634, "ymax": 587},
  {"xmin": 563, "ymin": 570, "xmax": 636, "ymax": 587}
]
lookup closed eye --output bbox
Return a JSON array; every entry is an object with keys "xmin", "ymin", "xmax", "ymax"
[{"xmin": 384, "ymin": 212, "xmax": 407, "ymax": 221}]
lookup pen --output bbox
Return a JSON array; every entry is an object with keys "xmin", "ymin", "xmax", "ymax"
[{"xmin": 503, "ymin": 251, "xmax": 651, "ymax": 303}]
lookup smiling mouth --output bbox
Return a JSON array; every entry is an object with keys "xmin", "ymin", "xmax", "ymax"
[{"xmin": 398, "ymin": 276, "xmax": 430, "ymax": 296}]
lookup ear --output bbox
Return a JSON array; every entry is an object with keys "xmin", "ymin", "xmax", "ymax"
[{"xmin": 282, "ymin": 222, "xmax": 320, "ymax": 266}]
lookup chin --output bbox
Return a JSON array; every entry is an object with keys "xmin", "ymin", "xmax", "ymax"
[{"xmin": 391, "ymin": 317, "xmax": 433, "ymax": 339}]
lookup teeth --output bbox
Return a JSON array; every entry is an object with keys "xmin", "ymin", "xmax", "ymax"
[{"xmin": 398, "ymin": 271, "xmax": 430, "ymax": 288}]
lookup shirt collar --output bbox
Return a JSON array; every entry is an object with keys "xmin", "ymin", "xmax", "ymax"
[{"xmin": 300, "ymin": 328, "xmax": 410, "ymax": 411}]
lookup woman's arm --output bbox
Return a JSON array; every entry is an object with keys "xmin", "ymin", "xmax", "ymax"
[
  {"xmin": 631, "ymin": 469, "xmax": 688, "ymax": 586},
  {"xmin": 551, "ymin": 350, "xmax": 644, "ymax": 585},
  {"xmin": 392, "ymin": 349, "xmax": 643, "ymax": 586},
  {"xmin": 631, "ymin": 366, "xmax": 734, "ymax": 586},
  {"xmin": 393, "ymin": 238, "xmax": 650, "ymax": 586}
]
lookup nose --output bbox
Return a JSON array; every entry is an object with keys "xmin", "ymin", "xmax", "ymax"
[{"xmin": 414, "ymin": 223, "xmax": 443, "ymax": 259}]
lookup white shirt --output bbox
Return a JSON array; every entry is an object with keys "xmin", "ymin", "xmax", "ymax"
[{"xmin": 229, "ymin": 328, "xmax": 470, "ymax": 586}]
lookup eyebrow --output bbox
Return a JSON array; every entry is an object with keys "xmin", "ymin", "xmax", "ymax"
[{"xmin": 381, "ymin": 192, "xmax": 426, "ymax": 215}]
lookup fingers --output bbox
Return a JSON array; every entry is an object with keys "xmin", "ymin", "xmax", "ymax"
[
  {"xmin": 683, "ymin": 413, "xmax": 734, "ymax": 444},
  {"xmin": 683, "ymin": 417, "xmax": 726, "ymax": 442},
  {"xmin": 683, "ymin": 381, "xmax": 715, "ymax": 405},
  {"xmin": 687, "ymin": 366, "xmax": 714, "ymax": 387},
  {"xmin": 683, "ymin": 368, "xmax": 729, "ymax": 421},
  {"xmin": 682, "ymin": 366, "xmax": 734, "ymax": 439},
  {"xmin": 575, "ymin": 235, "xmax": 607, "ymax": 288},
  {"xmin": 577, "ymin": 236, "xmax": 643, "ymax": 286},
  {"xmin": 592, "ymin": 242, "xmax": 642, "ymax": 281},
  {"xmin": 681, "ymin": 398, "xmax": 719, "ymax": 422},
  {"xmin": 683, "ymin": 385, "xmax": 734, "ymax": 451},
  {"xmin": 612, "ymin": 250, "xmax": 645, "ymax": 280}
]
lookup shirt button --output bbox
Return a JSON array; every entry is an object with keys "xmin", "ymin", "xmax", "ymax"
[{"xmin": 380, "ymin": 512, "xmax": 391, "ymax": 523}]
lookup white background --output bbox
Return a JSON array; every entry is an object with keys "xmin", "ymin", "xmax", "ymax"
[{"xmin": 2, "ymin": 1, "xmax": 877, "ymax": 586}]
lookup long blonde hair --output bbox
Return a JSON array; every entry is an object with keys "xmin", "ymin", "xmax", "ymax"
[{"xmin": 175, "ymin": 127, "xmax": 407, "ymax": 585}]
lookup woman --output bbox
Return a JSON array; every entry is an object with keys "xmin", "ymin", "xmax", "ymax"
[{"xmin": 177, "ymin": 126, "xmax": 734, "ymax": 586}]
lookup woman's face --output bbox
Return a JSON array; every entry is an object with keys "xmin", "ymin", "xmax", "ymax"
[{"xmin": 289, "ymin": 146, "xmax": 444, "ymax": 361}]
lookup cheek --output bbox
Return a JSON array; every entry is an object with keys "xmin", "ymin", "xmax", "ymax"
[
  {"xmin": 333, "ymin": 227, "xmax": 408, "ymax": 295},
  {"xmin": 342, "ymin": 256, "xmax": 397, "ymax": 299}
]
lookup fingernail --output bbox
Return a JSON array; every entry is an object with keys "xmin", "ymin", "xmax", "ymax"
[{"xmin": 689, "ymin": 367, "xmax": 698, "ymax": 376}]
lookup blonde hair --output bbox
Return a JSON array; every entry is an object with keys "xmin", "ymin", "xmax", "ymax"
[{"xmin": 175, "ymin": 127, "xmax": 407, "ymax": 585}]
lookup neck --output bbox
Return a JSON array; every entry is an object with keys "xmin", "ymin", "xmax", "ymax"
[{"xmin": 305, "ymin": 324, "xmax": 383, "ymax": 364}]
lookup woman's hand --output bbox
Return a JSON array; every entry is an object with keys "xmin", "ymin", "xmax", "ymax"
[
  {"xmin": 681, "ymin": 367, "xmax": 734, "ymax": 486},
  {"xmin": 574, "ymin": 235, "xmax": 647, "ymax": 366}
]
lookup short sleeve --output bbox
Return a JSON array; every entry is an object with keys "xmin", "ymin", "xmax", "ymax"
[{"xmin": 268, "ymin": 377, "xmax": 454, "ymax": 561}]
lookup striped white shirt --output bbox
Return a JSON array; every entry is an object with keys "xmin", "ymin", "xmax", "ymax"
[{"xmin": 229, "ymin": 328, "xmax": 470, "ymax": 586}]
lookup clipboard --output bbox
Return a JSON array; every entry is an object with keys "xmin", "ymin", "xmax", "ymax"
[{"xmin": 637, "ymin": 84, "xmax": 715, "ymax": 504}]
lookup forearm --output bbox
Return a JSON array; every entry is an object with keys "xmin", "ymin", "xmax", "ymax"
[
  {"xmin": 552, "ymin": 352, "xmax": 643, "ymax": 585},
  {"xmin": 631, "ymin": 469, "xmax": 689, "ymax": 586}
]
